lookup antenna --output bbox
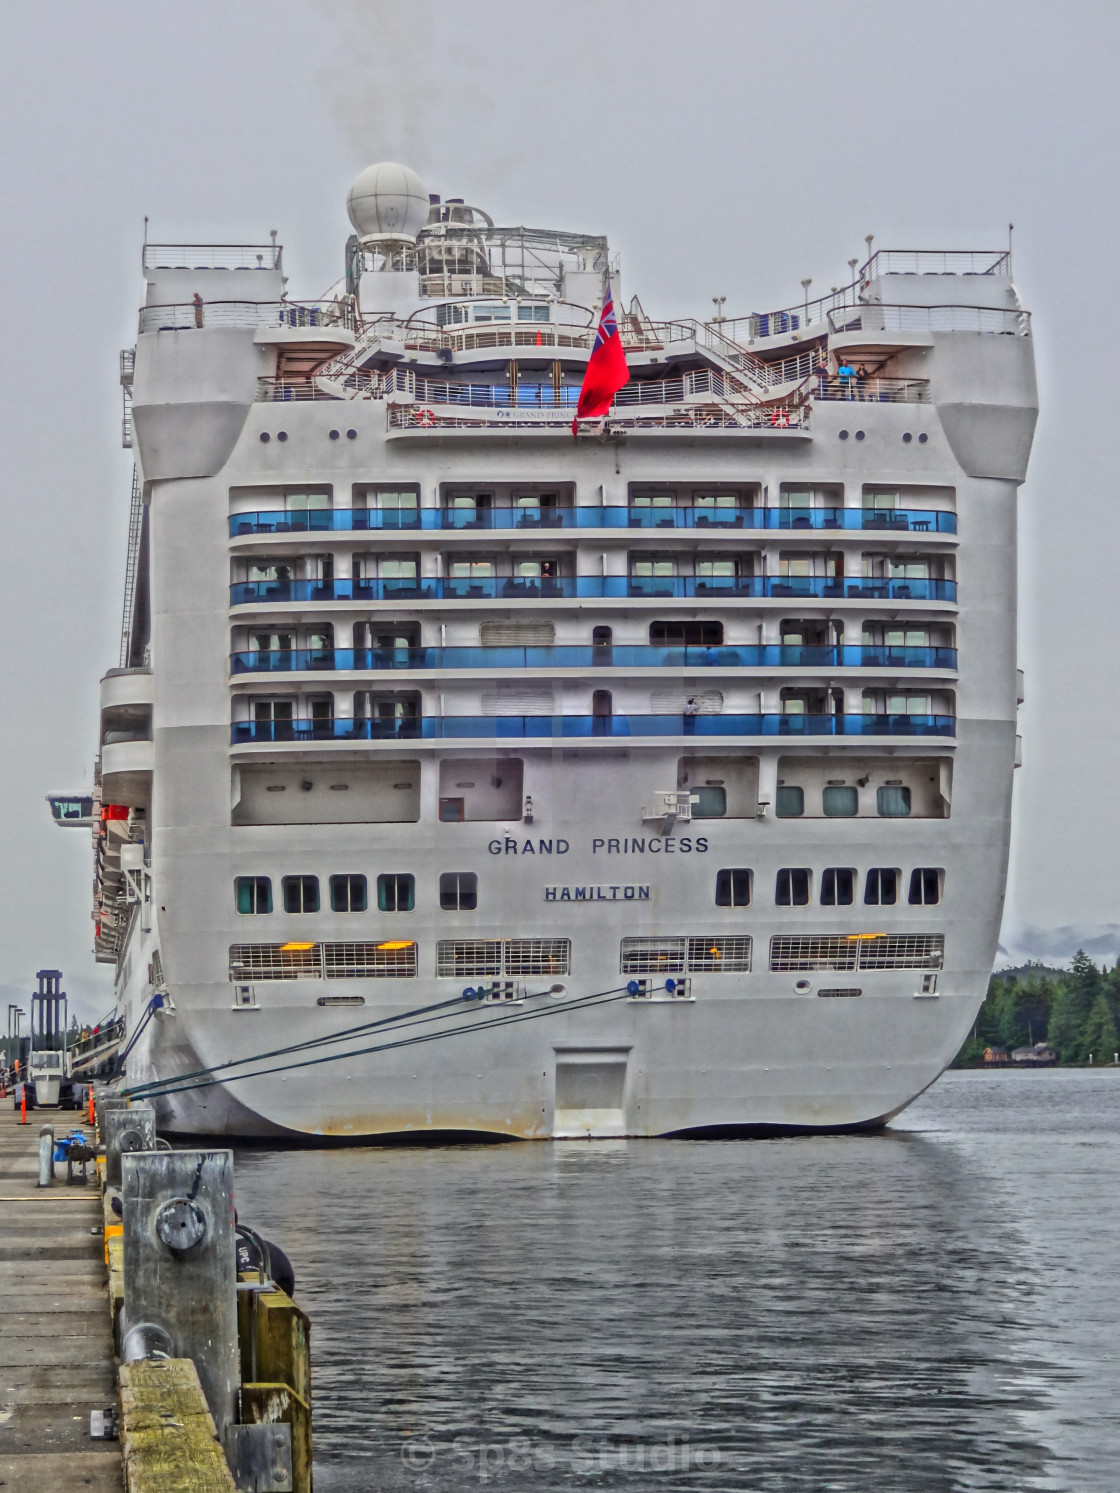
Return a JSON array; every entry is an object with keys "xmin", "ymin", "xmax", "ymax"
[{"xmin": 800, "ymin": 277, "xmax": 812, "ymax": 325}]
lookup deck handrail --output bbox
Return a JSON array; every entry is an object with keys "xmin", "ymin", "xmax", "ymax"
[
  {"xmin": 139, "ymin": 299, "xmax": 357, "ymax": 333},
  {"xmin": 827, "ymin": 304, "xmax": 1030, "ymax": 337}
]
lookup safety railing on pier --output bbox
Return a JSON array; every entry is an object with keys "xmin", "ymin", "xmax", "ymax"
[
  {"xmin": 229, "ymin": 643, "xmax": 959, "ymax": 675},
  {"xmin": 231, "ymin": 713, "xmax": 958, "ymax": 745},
  {"xmin": 230, "ymin": 575, "xmax": 956, "ymax": 605},
  {"xmin": 228, "ymin": 504, "xmax": 956, "ymax": 536}
]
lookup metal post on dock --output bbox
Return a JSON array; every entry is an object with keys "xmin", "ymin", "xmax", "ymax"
[
  {"xmin": 120, "ymin": 1148, "xmax": 240, "ymax": 1438},
  {"xmin": 37, "ymin": 1124, "xmax": 54, "ymax": 1187},
  {"xmin": 103, "ymin": 1105, "xmax": 156, "ymax": 1188}
]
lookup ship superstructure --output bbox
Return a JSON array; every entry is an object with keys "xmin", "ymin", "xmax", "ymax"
[{"xmin": 66, "ymin": 162, "xmax": 1037, "ymax": 1137}]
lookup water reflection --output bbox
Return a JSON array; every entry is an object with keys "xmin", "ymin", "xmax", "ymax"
[{"xmin": 231, "ymin": 1075, "xmax": 1119, "ymax": 1491}]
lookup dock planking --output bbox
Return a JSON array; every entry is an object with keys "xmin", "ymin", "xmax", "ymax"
[{"xmin": 0, "ymin": 1106, "xmax": 123, "ymax": 1490}]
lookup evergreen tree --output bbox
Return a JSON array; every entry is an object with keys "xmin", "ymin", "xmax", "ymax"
[{"xmin": 1082, "ymin": 993, "xmax": 1120, "ymax": 1066}]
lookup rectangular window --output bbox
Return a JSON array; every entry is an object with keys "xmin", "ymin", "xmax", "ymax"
[
  {"xmin": 235, "ymin": 876, "xmax": 272, "ymax": 915},
  {"xmin": 473, "ymin": 304, "xmax": 511, "ymax": 322},
  {"xmin": 439, "ymin": 872, "xmax": 478, "ymax": 911},
  {"xmin": 517, "ymin": 304, "xmax": 550, "ymax": 321},
  {"xmin": 821, "ymin": 868, "xmax": 855, "ymax": 906},
  {"xmin": 692, "ymin": 785, "xmax": 727, "ymax": 818},
  {"xmin": 877, "ymin": 785, "xmax": 912, "ymax": 817},
  {"xmin": 330, "ymin": 874, "xmax": 368, "ymax": 913},
  {"xmin": 776, "ymin": 786, "xmax": 804, "ymax": 817},
  {"xmin": 715, "ymin": 868, "xmax": 752, "ymax": 907},
  {"xmin": 649, "ymin": 621, "xmax": 723, "ymax": 646},
  {"xmin": 822, "ymin": 785, "xmax": 858, "ymax": 817},
  {"xmin": 908, "ymin": 868, "xmax": 942, "ymax": 906},
  {"xmin": 770, "ymin": 935, "xmax": 857, "ymax": 971},
  {"xmin": 282, "ymin": 875, "xmax": 319, "ymax": 914},
  {"xmin": 864, "ymin": 868, "xmax": 899, "ymax": 906},
  {"xmin": 229, "ymin": 941, "xmax": 417, "ymax": 980},
  {"xmin": 776, "ymin": 869, "xmax": 811, "ymax": 906},
  {"xmin": 377, "ymin": 873, "xmax": 415, "ymax": 912},
  {"xmin": 436, "ymin": 938, "xmax": 569, "ymax": 976}
]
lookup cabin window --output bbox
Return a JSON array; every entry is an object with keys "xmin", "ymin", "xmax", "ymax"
[
  {"xmin": 822, "ymin": 785, "xmax": 858, "ymax": 817},
  {"xmin": 517, "ymin": 304, "xmax": 550, "ymax": 321},
  {"xmin": 439, "ymin": 872, "xmax": 478, "ymax": 911},
  {"xmin": 377, "ymin": 873, "xmax": 415, "ymax": 913},
  {"xmin": 715, "ymin": 869, "xmax": 752, "ymax": 907},
  {"xmin": 908, "ymin": 868, "xmax": 942, "ymax": 906},
  {"xmin": 282, "ymin": 876, "xmax": 319, "ymax": 914},
  {"xmin": 776, "ymin": 869, "xmax": 811, "ymax": 906},
  {"xmin": 235, "ymin": 877, "xmax": 272, "ymax": 915},
  {"xmin": 330, "ymin": 874, "xmax": 368, "ymax": 913},
  {"xmin": 821, "ymin": 868, "xmax": 855, "ymax": 906},
  {"xmin": 776, "ymin": 785, "xmax": 804, "ymax": 817},
  {"xmin": 649, "ymin": 621, "xmax": 723, "ymax": 646},
  {"xmin": 877, "ymin": 786, "xmax": 912, "ymax": 817},
  {"xmin": 864, "ymin": 869, "xmax": 899, "ymax": 905},
  {"xmin": 692, "ymin": 786, "xmax": 727, "ymax": 818}
]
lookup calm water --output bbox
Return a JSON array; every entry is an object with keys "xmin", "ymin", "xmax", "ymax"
[{"xmin": 232, "ymin": 1072, "xmax": 1120, "ymax": 1491}]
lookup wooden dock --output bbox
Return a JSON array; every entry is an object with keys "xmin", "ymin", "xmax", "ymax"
[{"xmin": 0, "ymin": 1103, "xmax": 123, "ymax": 1491}]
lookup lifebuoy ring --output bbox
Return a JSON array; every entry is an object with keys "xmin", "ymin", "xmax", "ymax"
[
  {"xmin": 770, "ymin": 407, "xmax": 791, "ymax": 428},
  {"xmin": 415, "ymin": 408, "xmax": 437, "ymax": 428}
]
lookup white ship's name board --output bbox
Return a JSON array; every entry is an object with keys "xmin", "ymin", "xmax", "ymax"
[
  {"xmin": 486, "ymin": 836, "xmax": 709, "ymax": 855},
  {"xmin": 545, "ymin": 885, "xmax": 651, "ymax": 902}
]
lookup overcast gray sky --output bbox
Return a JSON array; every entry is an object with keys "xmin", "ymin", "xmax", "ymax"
[{"xmin": 0, "ymin": 0, "xmax": 1115, "ymax": 1016}]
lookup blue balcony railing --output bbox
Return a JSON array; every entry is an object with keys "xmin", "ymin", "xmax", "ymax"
[
  {"xmin": 230, "ymin": 644, "xmax": 958, "ymax": 675},
  {"xmin": 228, "ymin": 506, "xmax": 958, "ymax": 537},
  {"xmin": 230, "ymin": 576, "xmax": 957, "ymax": 605},
  {"xmin": 231, "ymin": 713, "xmax": 956, "ymax": 744}
]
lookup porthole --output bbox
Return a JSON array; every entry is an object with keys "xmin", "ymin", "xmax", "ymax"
[
  {"xmin": 902, "ymin": 432, "xmax": 913, "ymax": 443},
  {"xmin": 918, "ymin": 432, "xmax": 929, "ymax": 444},
  {"xmin": 259, "ymin": 432, "xmax": 270, "ymax": 443},
  {"xmin": 855, "ymin": 430, "xmax": 865, "ymax": 441},
  {"xmin": 277, "ymin": 431, "xmax": 288, "ymax": 442},
  {"xmin": 329, "ymin": 429, "xmax": 340, "ymax": 440},
  {"xmin": 346, "ymin": 429, "xmax": 358, "ymax": 440},
  {"xmin": 839, "ymin": 429, "xmax": 849, "ymax": 441}
]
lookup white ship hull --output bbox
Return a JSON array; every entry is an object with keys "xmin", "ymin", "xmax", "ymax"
[{"xmin": 80, "ymin": 169, "xmax": 1036, "ymax": 1141}]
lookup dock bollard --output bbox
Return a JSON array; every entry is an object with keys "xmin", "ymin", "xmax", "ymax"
[
  {"xmin": 120, "ymin": 1148, "xmax": 240, "ymax": 1438},
  {"xmin": 37, "ymin": 1125, "xmax": 54, "ymax": 1187},
  {"xmin": 103, "ymin": 1106, "xmax": 156, "ymax": 1189}
]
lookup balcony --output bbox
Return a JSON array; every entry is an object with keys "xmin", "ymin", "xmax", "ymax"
[
  {"xmin": 812, "ymin": 377, "xmax": 930, "ymax": 404},
  {"xmin": 230, "ymin": 644, "xmax": 958, "ymax": 675},
  {"xmin": 827, "ymin": 304, "xmax": 1030, "ymax": 337},
  {"xmin": 229, "ymin": 576, "xmax": 957, "ymax": 606},
  {"xmin": 231, "ymin": 714, "xmax": 956, "ymax": 745},
  {"xmin": 138, "ymin": 299, "xmax": 356, "ymax": 334},
  {"xmin": 100, "ymin": 738, "xmax": 153, "ymax": 807},
  {"xmin": 228, "ymin": 506, "xmax": 956, "ymax": 537}
]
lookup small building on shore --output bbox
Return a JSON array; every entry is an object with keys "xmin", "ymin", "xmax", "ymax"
[
  {"xmin": 1011, "ymin": 1043, "xmax": 1058, "ymax": 1066},
  {"xmin": 983, "ymin": 1045, "xmax": 1010, "ymax": 1066}
]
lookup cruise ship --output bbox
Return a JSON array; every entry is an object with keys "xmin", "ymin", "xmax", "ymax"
[{"xmin": 51, "ymin": 162, "xmax": 1038, "ymax": 1139}]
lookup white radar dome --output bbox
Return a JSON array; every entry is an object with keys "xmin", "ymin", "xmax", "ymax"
[{"xmin": 347, "ymin": 162, "xmax": 430, "ymax": 245}]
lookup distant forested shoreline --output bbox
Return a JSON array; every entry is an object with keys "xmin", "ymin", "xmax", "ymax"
[{"xmin": 954, "ymin": 951, "xmax": 1120, "ymax": 1066}]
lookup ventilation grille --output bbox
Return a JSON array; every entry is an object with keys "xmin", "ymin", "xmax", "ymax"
[
  {"xmin": 770, "ymin": 934, "xmax": 944, "ymax": 972},
  {"xmin": 621, "ymin": 937, "xmax": 687, "ymax": 974},
  {"xmin": 856, "ymin": 934, "xmax": 944, "ymax": 970},
  {"xmin": 229, "ymin": 943, "xmax": 418, "ymax": 980},
  {"xmin": 316, "ymin": 995, "xmax": 367, "ymax": 1006},
  {"xmin": 649, "ymin": 689, "xmax": 724, "ymax": 715},
  {"xmin": 686, "ymin": 937, "xmax": 753, "ymax": 972},
  {"xmin": 437, "ymin": 938, "xmax": 571, "ymax": 977},
  {"xmin": 480, "ymin": 620, "xmax": 556, "ymax": 646},
  {"xmin": 817, "ymin": 987, "xmax": 863, "ymax": 998},
  {"xmin": 481, "ymin": 682, "xmax": 554, "ymax": 715},
  {"xmin": 770, "ymin": 936, "xmax": 857, "ymax": 972},
  {"xmin": 621, "ymin": 936, "xmax": 752, "ymax": 974}
]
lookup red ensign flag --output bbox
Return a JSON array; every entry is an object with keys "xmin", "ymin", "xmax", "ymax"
[{"xmin": 572, "ymin": 294, "xmax": 629, "ymax": 436}]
